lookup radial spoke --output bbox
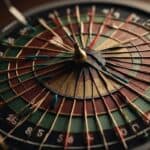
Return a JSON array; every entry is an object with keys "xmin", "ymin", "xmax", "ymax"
[
  {"xmin": 117, "ymin": 91, "xmax": 150, "ymax": 124},
  {"xmin": 0, "ymin": 64, "xmax": 37, "ymax": 74},
  {"xmin": 4, "ymin": 0, "xmax": 30, "ymax": 27},
  {"xmin": 106, "ymin": 69, "xmax": 149, "ymax": 124},
  {"xmin": 100, "ymin": 69, "xmax": 150, "ymax": 103},
  {"xmin": 100, "ymin": 43, "xmax": 150, "ymax": 54},
  {"xmin": 89, "ymin": 68, "xmax": 128, "ymax": 149},
  {"xmin": 87, "ymin": 68, "xmax": 109, "ymax": 150},
  {"xmin": 98, "ymin": 72, "xmax": 138, "ymax": 134},
  {"xmin": 49, "ymin": 10, "xmax": 76, "ymax": 45},
  {"xmin": 1, "ymin": 41, "xmax": 72, "ymax": 54},
  {"xmin": 26, "ymin": 108, "xmax": 49, "ymax": 142},
  {"xmin": 23, "ymin": 34, "xmax": 74, "ymax": 52},
  {"xmin": 0, "ymin": 84, "xmax": 38, "ymax": 106},
  {"xmin": 38, "ymin": 71, "xmax": 75, "ymax": 150},
  {"xmin": 103, "ymin": 49, "xmax": 150, "ymax": 55},
  {"xmin": 107, "ymin": 12, "xmax": 149, "ymax": 44},
  {"xmin": 90, "ymin": 12, "xmax": 149, "ymax": 53},
  {"xmin": 15, "ymin": 88, "xmax": 46, "ymax": 116},
  {"xmin": 0, "ymin": 65, "xmax": 68, "ymax": 106},
  {"xmin": 88, "ymin": 8, "xmax": 114, "ymax": 49},
  {"xmin": 0, "ymin": 60, "xmax": 68, "ymax": 84},
  {"xmin": 0, "ymin": 91, "xmax": 50, "ymax": 144},
  {"xmin": 0, "ymin": 55, "xmax": 73, "ymax": 62},
  {"xmin": 64, "ymin": 70, "xmax": 81, "ymax": 149},
  {"xmin": 82, "ymin": 69, "xmax": 91, "ymax": 150},
  {"xmin": 106, "ymin": 64, "xmax": 150, "ymax": 84},
  {"xmin": 104, "ymin": 55, "xmax": 150, "ymax": 59},
  {"xmin": 86, "ymin": 5, "xmax": 96, "ymax": 47},
  {"xmin": 38, "ymin": 98, "xmax": 65, "ymax": 150},
  {"xmin": 66, "ymin": 6, "xmax": 80, "ymax": 47},
  {"xmin": 106, "ymin": 61, "xmax": 150, "ymax": 74},
  {"xmin": 106, "ymin": 58, "xmax": 150, "ymax": 67},
  {"xmin": 74, "ymin": 6, "xmax": 85, "ymax": 48},
  {"xmin": 38, "ymin": 18, "xmax": 74, "ymax": 51}
]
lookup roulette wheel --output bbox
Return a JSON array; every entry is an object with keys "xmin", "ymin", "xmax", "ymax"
[{"xmin": 0, "ymin": 0, "xmax": 150, "ymax": 149}]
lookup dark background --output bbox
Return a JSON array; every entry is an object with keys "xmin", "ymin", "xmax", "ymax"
[{"xmin": 0, "ymin": 0, "xmax": 57, "ymax": 29}]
